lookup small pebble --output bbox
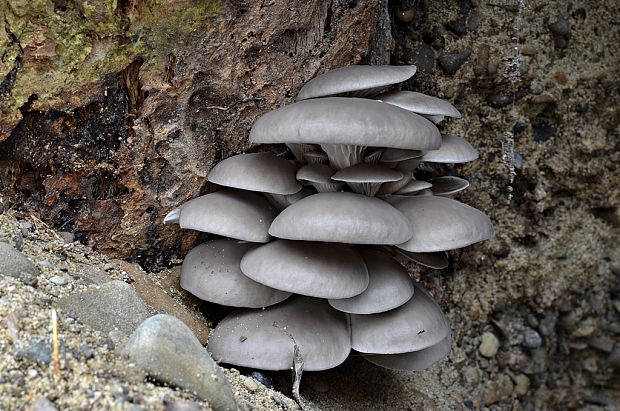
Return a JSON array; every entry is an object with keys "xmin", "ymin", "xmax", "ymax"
[
  {"xmin": 243, "ymin": 378, "xmax": 259, "ymax": 392},
  {"xmin": 514, "ymin": 374, "xmax": 530, "ymax": 396},
  {"xmin": 532, "ymin": 121, "xmax": 556, "ymax": 142},
  {"xmin": 439, "ymin": 50, "xmax": 471, "ymax": 75},
  {"xmin": 446, "ymin": 20, "xmax": 467, "ymax": 36},
  {"xmin": 571, "ymin": 317, "xmax": 598, "ymax": 338},
  {"xmin": 522, "ymin": 328, "xmax": 543, "ymax": 349},
  {"xmin": 13, "ymin": 233, "xmax": 24, "ymax": 251},
  {"xmin": 33, "ymin": 397, "xmax": 58, "ymax": 411},
  {"xmin": 521, "ymin": 44, "xmax": 537, "ymax": 56},
  {"xmin": 49, "ymin": 275, "xmax": 67, "ymax": 286},
  {"xmin": 80, "ymin": 343, "xmax": 94, "ymax": 359},
  {"xmin": 479, "ymin": 332, "xmax": 500, "ymax": 358},
  {"xmin": 39, "ymin": 259, "xmax": 55, "ymax": 271},
  {"xmin": 27, "ymin": 369, "xmax": 38, "ymax": 378},
  {"xmin": 549, "ymin": 18, "xmax": 571, "ymax": 48}
]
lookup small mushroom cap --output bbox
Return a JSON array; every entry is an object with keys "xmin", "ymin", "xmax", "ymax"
[
  {"xmin": 363, "ymin": 334, "xmax": 453, "ymax": 371},
  {"xmin": 350, "ymin": 283, "xmax": 450, "ymax": 354},
  {"xmin": 208, "ymin": 153, "xmax": 301, "ymax": 195},
  {"xmin": 250, "ymin": 97, "xmax": 441, "ymax": 151},
  {"xmin": 175, "ymin": 189, "xmax": 278, "ymax": 242},
  {"xmin": 378, "ymin": 91, "xmax": 462, "ymax": 118},
  {"xmin": 332, "ymin": 164, "xmax": 403, "ymax": 184},
  {"xmin": 428, "ymin": 176, "xmax": 470, "ymax": 196},
  {"xmin": 297, "ymin": 65, "xmax": 417, "ymax": 100},
  {"xmin": 329, "ymin": 249, "xmax": 414, "ymax": 314},
  {"xmin": 392, "ymin": 196, "xmax": 494, "ymax": 252},
  {"xmin": 269, "ymin": 192, "xmax": 412, "ymax": 245},
  {"xmin": 395, "ymin": 179, "xmax": 433, "ymax": 195},
  {"xmin": 181, "ymin": 240, "xmax": 291, "ymax": 308},
  {"xmin": 296, "ymin": 163, "xmax": 335, "ymax": 184},
  {"xmin": 208, "ymin": 296, "xmax": 351, "ymax": 371},
  {"xmin": 421, "ymin": 135, "xmax": 479, "ymax": 163},
  {"xmin": 394, "ymin": 249, "xmax": 449, "ymax": 269},
  {"xmin": 379, "ymin": 148, "xmax": 424, "ymax": 163},
  {"xmin": 240, "ymin": 240, "xmax": 369, "ymax": 299}
]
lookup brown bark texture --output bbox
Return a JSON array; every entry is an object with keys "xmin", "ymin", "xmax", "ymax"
[{"xmin": 0, "ymin": 0, "xmax": 391, "ymax": 267}]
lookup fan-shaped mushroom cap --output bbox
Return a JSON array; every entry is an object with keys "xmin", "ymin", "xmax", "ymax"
[
  {"xmin": 329, "ymin": 249, "xmax": 414, "ymax": 314},
  {"xmin": 394, "ymin": 249, "xmax": 449, "ymax": 269},
  {"xmin": 207, "ymin": 153, "xmax": 301, "ymax": 195},
  {"xmin": 269, "ymin": 192, "xmax": 412, "ymax": 245},
  {"xmin": 396, "ymin": 158, "xmax": 422, "ymax": 171},
  {"xmin": 351, "ymin": 283, "xmax": 450, "ymax": 354},
  {"xmin": 240, "ymin": 240, "xmax": 368, "ymax": 299},
  {"xmin": 296, "ymin": 163, "xmax": 343, "ymax": 192},
  {"xmin": 363, "ymin": 334, "xmax": 453, "ymax": 371},
  {"xmin": 429, "ymin": 176, "xmax": 470, "ymax": 196},
  {"xmin": 378, "ymin": 91, "xmax": 462, "ymax": 118},
  {"xmin": 297, "ymin": 65, "xmax": 417, "ymax": 100},
  {"xmin": 391, "ymin": 196, "xmax": 494, "ymax": 252},
  {"xmin": 181, "ymin": 240, "xmax": 291, "ymax": 308},
  {"xmin": 208, "ymin": 296, "xmax": 351, "ymax": 371},
  {"xmin": 332, "ymin": 164, "xmax": 403, "ymax": 196},
  {"xmin": 420, "ymin": 135, "xmax": 478, "ymax": 163},
  {"xmin": 376, "ymin": 171, "xmax": 413, "ymax": 196},
  {"xmin": 264, "ymin": 187, "xmax": 314, "ymax": 211},
  {"xmin": 167, "ymin": 189, "xmax": 278, "ymax": 242},
  {"xmin": 250, "ymin": 97, "xmax": 441, "ymax": 151},
  {"xmin": 379, "ymin": 148, "xmax": 424, "ymax": 163},
  {"xmin": 395, "ymin": 180, "xmax": 433, "ymax": 195}
]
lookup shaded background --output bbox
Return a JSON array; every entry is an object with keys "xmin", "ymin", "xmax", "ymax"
[{"xmin": 1, "ymin": 0, "xmax": 618, "ymax": 408}]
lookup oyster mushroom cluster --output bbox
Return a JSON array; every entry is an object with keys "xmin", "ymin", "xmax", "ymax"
[{"xmin": 164, "ymin": 65, "xmax": 494, "ymax": 373}]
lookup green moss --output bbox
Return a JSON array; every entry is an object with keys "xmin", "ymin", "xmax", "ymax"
[{"xmin": 1, "ymin": 0, "xmax": 221, "ymax": 125}]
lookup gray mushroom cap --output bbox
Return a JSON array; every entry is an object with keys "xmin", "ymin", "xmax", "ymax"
[
  {"xmin": 428, "ymin": 176, "xmax": 470, "ymax": 196},
  {"xmin": 395, "ymin": 179, "xmax": 433, "ymax": 195},
  {"xmin": 394, "ymin": 249, "xmax": 449, "ymax": 269},
  {"xmin": 391, "ymin": 195, "xmax": 494, "ymax": 252},
  {"xmin": 328, "ymin": 249, "xmax": 414, "ymax": 314},
  {"xmin": 350, "ymin": 283, "xmax": 450, "ymax": 354},
  {"xmin": 296, "ymin": 163, "xmax": 343, "ymax": 192},
  {"xmin": 250, "ymin": 97, "xmax": 442, "ymax": 151},
  {"xmin": 420, "ymin": 135, "xmax": 478, "ymax": 163},
  {"xmin": 297, "ymin": 65, "xmax": 417, "ymax": 101},
  {"xmin": 378, "ymin": 91, "xmax": 462, "ymax": 118},
  {"xmin": 379, "ymin": 148, "xmax": 424, "ymax": 163},
  {"xmin": 363, "ymin": 334, "xmax": 453, "ymax": 371},
  {"xmin": 207, "ymin": 152, "xmax": 301, "ymax": 195},
  {"xmin": 207, "ymin": 296, "xmax": 351, "ymax": 371},
  {"xmin": 181, "ymin": 240, "xmax": 291, "ymax": 308},
  {"xmin": 240, "ymin": 240, "xmax": 369, "ymax": 299},
  {"xmin": 166, "ymin": 189, "xmax": 278, "ymax": 242},
  {"xmin": 269, "ymin": 192, "xmax": 412, "ymax": 245}
]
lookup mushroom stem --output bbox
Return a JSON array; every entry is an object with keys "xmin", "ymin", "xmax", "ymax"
[
  {"xmin": 321, "ymin": 144, "xmax": 366, "ymax": 170},
  {"xmin": 346, "ymin": 182, "xmax": 383, "ymax": 197},
  {"xmin": 286, "ymin": 143, "xmax": 317, "ymax": 163}
]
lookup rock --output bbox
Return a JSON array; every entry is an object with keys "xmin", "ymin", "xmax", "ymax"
[
  {"xmin": 404, "ymin": 44, "xmax": 436, "ymax": 77},
  {"xmin": 250, "ymin": 371, "xmax": 274, "ymax": 389},
  {"xmin": 38, "ymin": 259, "xmax": 55, "ymax": 271},
  {"xmin": 0, "ymin": 242, "xmax": 39, "ymax": 286},
  {"xmin": 524, "ymin": 348, "xmax": 547, "ymax": 374},
  {"xmin": 484, "ymin": 374, "xmax": 513, "ymax": 405},
  {"xmin": 49, "ymin": 275, "xmax": 67, "ymax": 286},
  {"xmin": 446, "ymin": 21, "xmax": 467, "ymax": 36},
  {"xmin": 532, "ymin": 121, "xmax": 556, "ymax": 142},
  {"xmin": 479, "ymin": 332, "xmax": 500, "ymax": 358},
  {"xmin": 522, "ymin": 328, "xmax": 543, "ymax": 349},
  {"xmin": 164, "ymin": 398, "xmax": 203, "ymax": 411},
  {"xmin": 521, "ymin": 44, "xmax": 537, "ymax": 56},
  {"xmin": 539, "ymin": 311, "xmax": 558, "ymax": 336},
  {"xmin": 115, "ymin": 260, "xmax": 211, "ymax": 345},
  {"xmin": 514, "ymin": 374, "xmax": 530, "ymax": 396},
  {"xmin": 70, "ymin": 264, "xmax": 110, "ymax": 285},
  {"xmin": 33, "ymin": 397, "xmax": 58, "ymax": 411},
  {"xmin": 57, "ymin": 231, "xmax": 74, "ymax": 243},
  {"xmin": 570, "ymin": 317, "xmax": 598, "ymax": 338},
  {"xmin": 122, "ymin": 314, "xmax": 236, "ymax": 411},
  {"xmin": 439, "ymin": 50, "xmax": 471, "ymax": 75},
  {"xmin": 586, "ymin": 336, "xmax": 615, "ymax": 353},
  {"xmin": 58, "ymin": 280, "xmax": 151, "ymax": 339},
  {"xmin": 242, "ymin": 377, "xmax": 259, "ymax": 392},
  {"xmin": 549, "ymin": 18, "xmax": 571, "ymax": 48},
  {"xmin": 79, "ymin": 343, "xmax": 94, "ymax": 359},
  {"xmin": 12, "ymin": 233, "xmax": 23, "ymax": 251},
  {"xmin": 16, "ymin": 340, "xmax": 52, "ymax": 365}
]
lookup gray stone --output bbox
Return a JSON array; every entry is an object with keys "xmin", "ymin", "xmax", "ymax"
[
  {"xmin": 479, "ymin": 332, "xmax": 500, "ymax": 358},
  {"xmin": 16, "ymin": 340, "xmax": 52, "ymax": 365},
  {"xmin": 0, "ymin": 242, "xmax": 39, "ymax": 286},
  {"xmin": 12, "ymin": 233, "xmax": 23, "ymax": 251},
  {"xmin": 122, "ymin": 314, "xmax": 236, "ymax": 411},
  {"xmin": 33, "ymin": 397, "xmax": 58, "ymax": 411},
  {"xmin": 70, "ymin": 263, "xmax": 110, "ymax": 285},
  {"xmin": 538, "ymin": 311, "xmax": 557, "ymax": 336},
  {"xmin": 524, "ymin": 347, "xmax": 547, "ymax": 374},
  {"xmin": 439, "ymin": 49, "xmax": 471, "ymax": 75},
  {"xmin": 522, "ymin": 328, "xmax": 543, "ymax": 349},
  {"xmin": 79, "ymin": 343, "xmax": 94, "ymax": 359},
  {"xmin": 58, "ymin": 280, "xmax": 150, "ymax": 339},
  {"xmin": 49, "ymin": 275, "xmax": 67, "ymax": 286}
]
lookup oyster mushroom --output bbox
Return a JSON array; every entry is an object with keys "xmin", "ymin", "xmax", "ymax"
[
  {"xmin": 420, "ymin": 135, "xmax": 479, "ymax": 163},
  {"xmin": 394, "ymin": 179, "xmax": 433, "ymax": 195},
  {"xmin": 296, "ymin": 163, "xmax": 343, "ymax": 193},
  {"xmin": 269, "ymin": 192, "xmax": 412, "ymax": 245},
  {"xmin": 207, "ymin": 152, "xmax": 301, "ymax": 195},
  {"xmin": 249, "ymin": 97, "xmax": 441, "ymax": 170},
  {"xmin": 391, "ymin": 195, "xmax": 494, "ymax": 252},
  {"xmin": 240, "ymin": 240, "xmax": 369, "ymax": 299},
  {"xmin": 208, "ymin": 296, "xmax": 350, "ymax": 371},
  {"xmin": 378, "ymin": 90, "xmax": 462, "ymax": 119},
  {"xmin": 394, "ymin": 249, "xmax": 449, "ymax": 269},
  {"xmin": 181, "ymin": 240, "xmax": 291, "ymax": 308},
  {"xmin": 363, "ymin": 334, "xmax": 453, "ymax": 371},
  {"xmin": 428, "ymin": 176, "xmax": 470, "ymax": 197},
  {"xmin": 350, "ymin": 283, "xmax": 450, "ymax": 354},
  {"xmin": 328, "ymin": 248, "xmax": 414, "ymax": 314},
  {"xmin": 331, "ymin": 163, "xmax": 403, "ymax": 196},
  {"xmin": 163, "ymin": 189, "xmax": 278, "ymax": 242},
  {"xmin": 296, "ymin": 65, "xmax": 418, "ymax": 100}
]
